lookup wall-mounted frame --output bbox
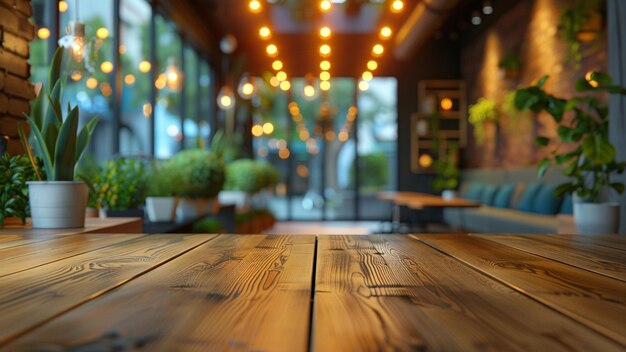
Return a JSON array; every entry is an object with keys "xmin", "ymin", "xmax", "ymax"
[{"xmin": 411, "ymin": 80, "xmax": 466, "ymax": 173}]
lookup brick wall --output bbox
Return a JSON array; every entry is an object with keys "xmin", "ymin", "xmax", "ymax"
[
  {"xmin": 461, "ymin": 0, "xmax": 607, "ymax": 168},
  {"xmin": 0, "ymin": 0, "xmax": 35, "ymax": 155}
]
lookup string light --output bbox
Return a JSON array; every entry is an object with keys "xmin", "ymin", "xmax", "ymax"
[
  {"xmin": 276, "ymin": 71, "xmax": 287, "ymax": 81},
  {"xmin": 272, "ymin": 60, "xmax": 283, "ymax": 70},
  {"xmin": 320, "ymin": 60, "xmax": 331, "ymax": 70},
  {"xmin": 96, "ymin": 27, "xmax": 109, "ymax": 39},
  {"xmin": 58, "ymin": 1, "xmax": 68, "ymax": 12},
  {"xmin": 100, "ymin": 61, "xmax": 113, "ymax": 73},
  {"xmin": 320, "ymin": 71, "xmax": 331, "ymax": 81},
  {"xmin": 362, "ymin": 71, "xmax": 373, "ymax": 81},
  {"xmin": 390, "ymin": 0, "xmax": 404, "ymax": 13},
  {"xmin": 379, "ymin": 26, "xmax": 392, "ymax": 40},
  {"xmin": 367, "ymin": 60, "xmax": 378, "ymax": 71},
  {"xmin": 139, "ymin": 60, "xmax": 151, "ymax": 73},
  {"xmin": 259, "ymin": 26, "xmax": 271, "ymax": 39},
  {"xmin": 37, "ymin": 27, "xmax": 50, "ymax": 39},
  {"xmin": 358, "ymin": 80, "xmax": 369, "ymax": 91},
  {"xmin": 249, "ymin": 0, "xmax": 262, "ymax": 13},
  {"xmin": 320, "ymin": 0, "xmax": 331, "ymax": 12},
  {"xmin": 280, "ymin": 80, "xmax": 291, "ymax": 91},
  {"xmin": 320, "ymin": 44, "xmax": 331, "ymax": 57},
  {"xmin": 320, "ymin": 26, "xmax": 332, "ymax": 39},
  {"xmin": 320, "ymin": 80, "xmax": 331, "ymax": 91},
  {"xmin": 266, "ymin": 43, "xmax": 278, "ymax": 57},
  {"xmin": 252, "ymin": 125, "xmax": 264, "ymax": 136},
  {"xmin": 372, "ymin": 44, "xmax": 384, "ymax": 57}
]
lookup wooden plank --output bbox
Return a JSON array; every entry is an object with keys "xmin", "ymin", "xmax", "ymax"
[
  {"xmin": 0, "ymin": 234, "xmax": 215, "ymax": 345},
  {"xmin": 5, "ymin": 235, "xmax": 316, "ymax": 351},
  {"xmin": 417, "ymin": 234, "xmax": 626, "ymax": 345},
  {"xmin": 0, "ymin": 217, "xmax": 144, "ymax": 237},
  {"xmin": 313, "ymin": 235, "xmax": 622, "ymax": 351},
  {"xmin": 476, "ymin": 234, "xmax": 626, "ymax": 282},
  {"xmin": 0, "ymin": 234, "xmax": 145, "ymax": 277},
  {"xmin": 555, "ymin": 234, "xmax": 626, "ymax": 252}
]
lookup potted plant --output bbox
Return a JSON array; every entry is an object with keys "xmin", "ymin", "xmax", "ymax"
[
  {"xmin": 19, "ymin": 47, "xmax": 98, "ymax": 228},
  {"xmin": 145, "ymin": 160, "xmax": 177, "ymax": 222},
  {"xmin": 498, "ymin": 52, "xmax": 522, "ymax": 79},
  {"xmin": 76, "ymin": 155, "xmax": 101, "ymax": 217},
  {"xmin": 432, "ymin": 146, "xmax": 460, "ymax": 200},
  {"xmin": 166, "ymin": 149, "xmax": 225, "ymax": 220},
  {"xmin": 222, "ymin": 159, "xmax": 262, "ymax": 210},
  {"xmin": 559, "ymin": 0, "xmax": 603, "ymax": 69},
  {"xmin": 515, "ymin": 73, "xmax": 626, "ymax": 234},
  {"xmin": 0, "ymin": 154, "xmax": 40, "ymax": 227},
  {"xmin": 94, "ymin": 158, "xmax": 148, "ymax": 218},
  {"xmin": 468, "ymin": 98, "xmax": 499, "ymax": 145}
]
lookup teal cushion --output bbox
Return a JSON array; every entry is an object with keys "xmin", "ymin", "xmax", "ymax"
[
  {"xmin": 480, "ymin": 185, "xmax": 499, "ymax": 205},
  {"xmin": 493, "ymin": 183, "xmax": 515, "ymax": 208},
  {"xmin": 464, "ymin": 183, "xmax": 484, "ymax": 201},
  {"xmin": 559, "ymin": 193, "xmax": 573, "ymax": 214},
  {"xmin": 517, "ymin": 183, "xmax": 543, "ymax": 212},
  {"xmin": 531, "ymin": 184, "xmax": 562, "ymax": 215}
]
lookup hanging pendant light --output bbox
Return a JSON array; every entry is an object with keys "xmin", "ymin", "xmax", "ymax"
[
  {"xmin": 302, "ymin": 74, "xmax": 318, "ymax": 101},
  {"xmin": 58, "ymin": 21, "xmax": 85, "ymax": 63},
  {"xmin": 217, "ymin": 85, "xmax": 236, "ymax": 110},
  {"xmin": 238, "ymin": 73, "xmax": 256, "ymax": 99},
  {"xmin": 163, "ymin": 57, "xmax": 183, "ymax": 91}
]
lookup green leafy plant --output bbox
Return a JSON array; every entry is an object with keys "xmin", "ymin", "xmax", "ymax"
[
  {"xmin": 19, "ymin": 47, "xmax": 98, "ymax": 181},
  {"xmin": 95, "ymin": 158, "xmax": 148, "ymax": 210},
  {"xmin": 0, "ymin": 154, "xmax": 40, "ymax": 226},
  {"xmin": 166, "ymin": 149, "xmax": 225, "ymax": 198},
  {"xmin": 514, "ymin": 72, "xmax": 626, "ymax": 202},
  {"xmin": 468, "ymin": 98, "xmax": 499, "ymax": 145},
  {"xmin": 225, "ymin": 159, "xmax": 280, "ymax": 194},
  {"xmin": 75, "ymin": 155, "xmax": 101, "ymax": 208},
  {"xmin": 559, "ymin": 0, "xmax": 602, "ymax": 69},
  {"xmin": 498, "ymin": 52, "xmax": 522, "ymax": 71},
  {"xmin": 146, "ymin": 160, "xmax": 176, "ymax": 197},
  {"xmin": 432, "ymin": 146, "xmax": 460, "ymax": 192},
  {"xmin": 350, "ymin": 152, "xmax": 389, "ymax": 192}
]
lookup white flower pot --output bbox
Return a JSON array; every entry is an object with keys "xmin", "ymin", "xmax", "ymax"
[
  {"xmin": 28, "ymin": 181, "xmax": 88, "ymax": 228},
  {"xmin": 176, "ymin": 198, "xmax": 218, "ymax": 221},
  {"xmin": 574, "ymin": 202, "xmax": 620, "ymax": 235},
  {"xmin": 442, "ymin": 190, "xmax": 458, "ymax": 201},
  {"xmin": 218, "ymin": 191, "xmax": 250, "ymax": 210},
  {"xmin": 145, "ymin": 197, "xmax": 177, "ymax": 222}
]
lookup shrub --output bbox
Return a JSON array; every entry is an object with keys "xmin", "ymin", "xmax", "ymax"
[
  {"xmin": 0, "ymin": 154, "xmax": 40, "ymax": 226},
  {"xmin": 166, "ymin": 149, "xmax": 225, "ymax": 198},
  {"xmin": 350, "ymin": 152, "xmax": 389, "ymax": 191},
  {"xmin": 146, "ymin": 160, "xmax": 176, "ymax": 197},
  {"xmin": 225, "ymin": 159, "xmax": 280, "ymax": 194},
  {"xmin": 95, "ymin": 158, "xmax": 148, "ymax": 210}
]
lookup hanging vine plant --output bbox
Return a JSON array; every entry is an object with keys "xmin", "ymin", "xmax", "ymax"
[
  {"xmin": 468, "ymin": 98, "xmax": 499, "ymax": 145},
  {"xmin": 559, "ymin": 0, "xmax": 603, "ymax": 69}
]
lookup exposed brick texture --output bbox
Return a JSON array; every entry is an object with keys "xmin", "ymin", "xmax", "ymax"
[
  {"xmin": 461, "ymin": 0, "xmax": 607, "ymax": 168},
  {"xmin": 0, "ymin": 0, "xmax": 35, "ymax": 155}
]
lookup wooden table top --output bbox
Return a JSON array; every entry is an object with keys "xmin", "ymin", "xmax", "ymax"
[
  {"xmin": 378, "ymin": 191, "xmax": 480, "ymax": 209},
  {"xmin": 1, "ymin": 233, "xmax": 625, "ymax": 351}
]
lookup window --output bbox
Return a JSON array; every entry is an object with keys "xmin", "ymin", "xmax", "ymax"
[
  {"xmin": 198, "ymin": 60, "xmax": 213, "ymax": 148},
  {"xmin": 154, "ymin": 15, "xmax": 182, "ymax": 158},
  {"xmin": 119, "ymin": 0, "xmax": 152, "ymax": 156},
  {"xmin": 30, "ymin": 0, "xmax": 56, "ymax": 86},
  {"xmin": 60, "ymin": 0, "xmax": 116, "ymax": 162},
  {"xmin": 183, "ymin": 45, "xmax": 198, "ymax": 149}
]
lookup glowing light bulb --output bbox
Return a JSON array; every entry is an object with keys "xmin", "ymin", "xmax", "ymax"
[
  {"xmin": 320, "ymin": 44, "xmax": 331, "ymax": 57},
  {"xmin": 100, "ymin": 61, "xmax": 113, "ymax": 73},
  {"xmin": 249, "ymin": 0, "xmax": 262, "ymax": 13},
  {"xmin": 263, "ymin": 122, "xmax": 274, "ymax": 134},
  {"xmin": 362, "ymin": 71, "xmax": 373, "ymax": 81},
  {"xmin": 138, "ymin": 60, "xmax": 151, "ymax": 73},
  {"xmin": 320, "ymin": 0, "xmax": 331, "ymax": 12},
  {"xmin": 380, "ymin": 26, "xmax": 392, "ymax": 40},
  {"xmin": 391, "ymin": 0, "xmax": 404, "ymax": 13},
  {"xmin": 266, "ymin": 44, "xmax": 278, "ymax": 57},
  {"xmin": 320, "ymin": 60, "xmax": 331, "ymax": 70},
  {"xmin": 86, "ymin": 77, "xmax": 98, "ymax": 89},
  {"xmin": 277, "ymin": 71, "xmax": 287, "ymax": 81},
  {"xmin": 96, "ymin": 27, "xmax": 109, "ymax": 39},
  {"xmin": 372, "ymin": 44, "xmax": 384, "ymax": 57},
  {"xmin": 280, "ymin": 80, "xmax": 291, "ymax": 91},
  {"xmin": 217, "ymin": 86, "xmax": 235, "ymax": 110},
  {"xmin": 320, "ymin": 80, "xmax": 331, "ymax": 91},
  {"xmin": 320, "ymin": 71, "xmax": 331, "ymax": 81},
  {"xmin": 440, "ymin": 98, "xmax": 453, "ymax": 110},
  {"xmin": 367, "ymin": 60, "xmax": 378, "ymax": 71},
  {"xmin": 272, "ymin": 60, "xmax": 283, "ymax": 70},
  {"xmin": 37, "ymin": 27, "xmax": 50, "ymax": 39},
  {"xmin": 320, "ymin": 26, "xmax": 332, "ymax": 39},
  {"xmin": 124, "ymin": 74, "xmax": 136, "ymax": 85},
  {"xmin": 252, "ymin": 125, "xmax": 264, "ymax": 136},
  {"xmin": 58, "ymin": 1, "xmax": 68, "ymax": 12},
  {"xmin": 270, "ymin": 76, "xmax": 280, "ymax": 87},
  {"xmin": 358, "ymin": 80, "xmax": 369, "ymax": 91},
  {"xmin": 259, "ymin": 26, "xmax": 271, "ymax": 39}
]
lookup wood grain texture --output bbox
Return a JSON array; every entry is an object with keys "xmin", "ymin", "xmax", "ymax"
[
  {"xmin": 313, "ymin": 235, "xmax": 622, "ymax": 351},
  {"xmin": 417, "ymin": 234, "xmax": 626, "ymax": 346},
  {"xmin": 555, "ymin": 234, "xmax": 626, "ymax": 252},
  {"xmin": 5, "ymin": 235, "xmax": 316, "ymax": 352},
  {"xmin": 476, "ymin": 234, "xmax": 626, "ymax": 282},
  {"xmin": 0, "ymin": 234, "xmax": 144, "ymax": 277},
  {"xmin": 0, "ymin": 217, "xmax": 144, "ymax": 237},
  {"xmin": 0, "ymin": 234, "xmax": 214, "ymax": 345}
]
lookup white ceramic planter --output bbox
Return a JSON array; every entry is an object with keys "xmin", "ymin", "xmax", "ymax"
[
  {"xmin": 574, "ymin": 202, "xmax": 620, "ymax": 235},
  {"xmin": 218, "ymin": 191, "xmax": 250, "ymax": 210},
  {"xmin": 442, "ymin": 190, "xmax": 458, "ymax": 201},
  {"xmin": 176, "ymin": 198, "xmax": 218, "ymax": 221},
  {"xmin": 145, "ymin": 197, "xmax": 177, "ymax": 222},
  {"xmin": 27, "ymin": 181, "xmax": 88, "ymax": 228}
]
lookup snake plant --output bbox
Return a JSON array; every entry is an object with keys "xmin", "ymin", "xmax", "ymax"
[{"xmin": 19, "ymin": 47, "xmax": 98, "ymax": 181}]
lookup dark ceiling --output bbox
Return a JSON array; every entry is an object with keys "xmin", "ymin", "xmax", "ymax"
[{"xmin": 171, "ymin": 0, "xmax": 512, "ymax": 78}]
